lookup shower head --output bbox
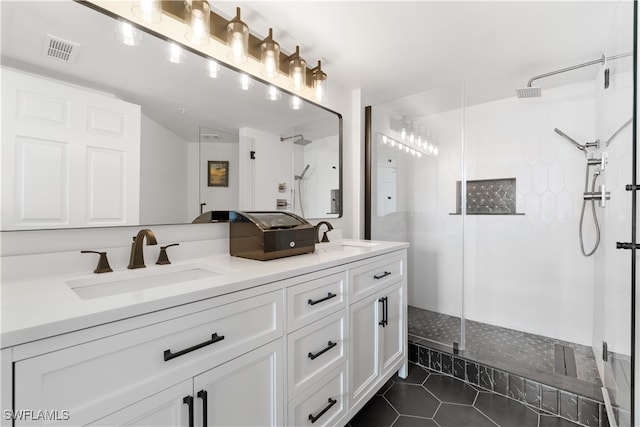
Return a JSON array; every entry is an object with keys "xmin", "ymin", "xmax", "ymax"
[
  {"xmin": 515, "ymin": 86, "xmax": 542, "ymax": 98},
  {"xmin": 554, "ymin": 128, "xmax": 586, "ymax": 152},
  {"xmin": 281, "ymin": 134, "xmax": 312, "ymax": 146},
  {"xmin": 295, "ymin": 164, "xmax": 310, "ymax": 180}
]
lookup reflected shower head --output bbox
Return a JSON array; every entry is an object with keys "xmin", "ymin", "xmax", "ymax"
[
  {"xmin": 515, "ymin": 86, "xmax": 542, "ymax": 98},
  {"xmin": 295, "ymin": 164, "xmax": 310, "ymax": 180},
  {"xmin": 281, "ymin": 134, "xmax": 312, "ymax": 146}
]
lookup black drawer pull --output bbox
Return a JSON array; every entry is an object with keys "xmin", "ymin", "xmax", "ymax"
[
  {"xmin": 308, "ymin": 341, "xmax": 337, "ymax": 360},
  {"xmin": 308, "ymin": 292, "xmax": 337, "ymax": 306},
  {"xmin": 197, "ymin": 390, "xmax": 208, "ymax": 426},
  {"xmin": 183, "ymin": 395, "xmax": 194, "ymax": 427},
  {"xmin": 373, "ymin": 271, "xmax": 391, "ymax": 280},
  {"xmin": 309, "ymin": 398, "xmax": 338, "ymax": 424},
  {"xmin": 164, "ymin": 333, "xmax": 225, "ymax": 361}
]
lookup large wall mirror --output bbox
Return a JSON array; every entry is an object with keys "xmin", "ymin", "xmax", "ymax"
[{"xmin": 0, "ymin": 0, "xmax": 342, "ymax": 231}]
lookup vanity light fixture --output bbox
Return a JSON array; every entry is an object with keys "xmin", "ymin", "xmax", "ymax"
[
  {"xmin": 166, "ymin": 42, "xmax": 186, "ymax": 64},
  {"xmin": 115, "ymin": 21, "xmax": 142, "ymax": 46},
  {"xmin": 288, "ymin": 46, "xmax": 306, "ymax": 91},
  {"xmin": 185, "ymin": 0, "xmax": 210, "ymax": 45},
  {"xmin": 290, "ymin": 95, "xmax": 303, "ymax": 110},
  {"xmin": 266, "ymin": 85, "xmax": 282, "ymax": 101},
  {"xmin": 206, "ymin": 59, "xmax": 223, "ymax": 78},
  {"xmin": 311, "ymin": 60, "xmax": 327, "ymax": 102},
  {"xmin": 227, "ymin": 7, "xmax": 249, "ymax": 64},
  {"xmin": 260, "ymin": 28, "xmax": 280, "ymax": 78},
  {"xmin": 132, "ymin": 0, "xmax": 161, "ymax": 23}
]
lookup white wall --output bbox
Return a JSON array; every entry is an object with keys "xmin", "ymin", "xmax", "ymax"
[
  {"xmin": 294, "ymin": 136, "xmax": 340, "ymax": 218},
  {"xmin": 139, "ymin": 114, "xmax": 189, "ymax": 224}
]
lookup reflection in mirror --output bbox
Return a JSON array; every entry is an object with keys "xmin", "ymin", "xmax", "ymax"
[{"xmin": 0, "ymin": 0, "xmax": 341, "ymax": 231}]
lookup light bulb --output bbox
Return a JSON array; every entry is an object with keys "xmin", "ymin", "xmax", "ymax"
[
  {"xmin": 292, "ymin": 66, "xmax": 304, "ymax": 91},
  {"xmin": 289, "ymin": 46, "xmax": 306, "ymax": 91},
  {"xmin": 227, "ymin": 8, "xmax": 248, "ymax": 64},
  {"xmin": 232, "ymin": 33, "xmax": 245, "ymax": 61},
  {"xmin": 238, "ymin": 74, "xmax": 251, "ymax": 90},
  {"xmin": 132, "ymin": 0, "xmax": 161, "ymax": 23},
  {"xmin": 401, "ymin": 128, "xmax": 407, "ymax": 140},
  {"xmin": 261, "ymin": 29, "xmax": 280, "ymax": 78},
  {"xmin": 187, "ymin": 4, "xmax": 210, "ymax": 45}
]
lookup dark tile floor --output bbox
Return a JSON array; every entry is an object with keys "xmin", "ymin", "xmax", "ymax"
[{"xmin": 346, "ymin": 363, "xmax": 580, "ymax": 427}]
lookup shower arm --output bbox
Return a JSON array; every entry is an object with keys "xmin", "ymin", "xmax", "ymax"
[
  {"xmin": 526, "ymin": 52, "xmax": 632, "ymax": 88},
  {"xmin": 604, "ymin": 118, "xmax": 633, "ymax": 147}
]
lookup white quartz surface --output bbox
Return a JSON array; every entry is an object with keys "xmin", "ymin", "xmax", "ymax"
[{"xmin": 1, "ymin": 240, "xmax": 407, "ymax": 348}]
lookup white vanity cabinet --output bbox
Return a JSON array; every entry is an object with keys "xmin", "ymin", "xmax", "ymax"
[
  {"xmin": 348, "ymin": 253, "xmax": 407, "ymax": 412},
  {"xmin": 3, "ymin": 243, "xmax": 408, "ymax": 427},
  {"xmin": 12, "ymin": 290, "xmax": 283, "ymax": 426}
]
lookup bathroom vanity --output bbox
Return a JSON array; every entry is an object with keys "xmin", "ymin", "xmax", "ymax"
[{"xmin": 0, "ymin": 240, "xmax": 407, "ymax": 426}]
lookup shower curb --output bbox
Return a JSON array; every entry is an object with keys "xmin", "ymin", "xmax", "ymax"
[{"xmin": 408, "ymin": 340, "xmax": 622, "ymax": 427}]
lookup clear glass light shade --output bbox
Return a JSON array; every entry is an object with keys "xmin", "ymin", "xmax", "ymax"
[
  {"xmin": 205, "ymin": 59, "xmax": 223, "ymax": 78},
  {"xmin": 132, "ymin": 0, "xmax": 161, "ymax": 23},
  {"xmin": 185, "ymin": 0, "xmax": 210, "ymax": 45},
  {"xmin": 400, "ymin": 128, "xmax": 407, "ymax": 140},
  {"xmin": 289, "ymin": 96, "xmax": 303, "ymax": 110},
  {"xmin": 115, "ymin": 21, "xmax": 142, "ymax": 46},
  {"xmin": 166, "ymin": 43, "xmax": 186, "ymax": 64},
  {"xmin": 289, "ymin": 46, "xmax": 306, "ymax": 91},
  {"xmin": 266, "ymin": 86, "xmax": 282, "ymax": 101},
  {"xmin": 312, "ymin": 61, "xmax": 327, "ymax": 102},
  {"xmin": 227, "ymin": 8, "xmax": 249, "ymax": 64},
  {"xmin": 261, "ymin": 29, "xmax": 280, "ymax": 78}
]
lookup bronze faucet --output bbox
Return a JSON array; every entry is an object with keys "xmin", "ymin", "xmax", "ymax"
[
  {"xmin": 128, "ymin": 229, "xmax": 158, "ymax": 269},
  {"xmin": 315, "ymin": 221, "xmax": 334, "ymax": 243}
]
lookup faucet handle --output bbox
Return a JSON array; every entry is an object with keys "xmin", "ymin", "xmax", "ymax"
[
  {"xmin": 156, "ymin": 243, "xmax": 179, "ymax": 265},
  {"xmin": 321, "ymin": 231, "xmax": 330, "ymax": 243},
  {"xmin": 81, "ymin": 250, "xmax": 113, "ymax": 274}
]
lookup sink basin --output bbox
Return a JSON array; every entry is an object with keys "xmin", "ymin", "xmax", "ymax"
[
  {"xmin": 340, "ymin": 240, "xmax": 381, "ymax": 248},
  {"xmin": 66, "ymin": 263, "xmax": 222, "ymax": 300},
  {"xmin": 316, "ymin": 240, "xmax": 382, "ymax": 252}
]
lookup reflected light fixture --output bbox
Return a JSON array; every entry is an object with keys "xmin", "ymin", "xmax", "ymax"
[
  {"xmin": 238, "ymin": 73, "xmax": 253, "ymax": 90},
  {"xmin": 185, "ymin": 0, "xmax": 210, "ymax": 45},
  {"xmin": 132, "ymin": 0, "xmax": 161, "ymax": 23},
  {"xmin": 290, "ymin": 95, "xmax": 303, "ymax": 110},
  {"xmin": 115, "ymin": 21, "xmax": 142, "ymax": 46},
  {"xmin": 166, "ymin": 42, "xmax": 186, "ymax": 64},
  {"xmin": 261, "ymin": 28, "xmax": 280, "ymax": 78},
  {"xmin": 288, "ymin": 46, "xmax": 306, "ymax": 91},
  {"xmin": 311, "ymin": 60, "xmax": 327, "ymax": 102},
  {"xmin": 266, "ymin": 85, "xmax": 282, "ymax": 101},
  {"xmin": 227, "ymin": 7, "xmax": 249, "ymax": 64},
  {"xmin": 400, "ymin": 127, "xmax": 407, "ymax": 141},
  {"xmin": 205, "ymin": 59, "xmax": 223, "ymax": 78}
]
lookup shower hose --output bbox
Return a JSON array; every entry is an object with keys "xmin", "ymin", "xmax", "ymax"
[{"xmin": 579, "ymin": 163, "xmax": 601, "ymax": 257}]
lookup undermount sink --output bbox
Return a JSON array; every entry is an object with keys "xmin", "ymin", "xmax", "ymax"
[
  {"xmin": 66, "ymin": 263, "xmax": 222, "ymax": 300},
  {"xmin": 340, "ymin": 240, "xmax": 381, "ymax": 248},
  {"xmin": 316, "ymin": 240, "xmax": 382, "ymax": 252}
]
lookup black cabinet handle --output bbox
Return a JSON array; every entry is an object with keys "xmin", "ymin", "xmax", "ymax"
[
  {"xmin": 308, "ymin": 341, "xmax": 337, "ymax": 360},
  {"xmin": 373, "ymin": 271, "xmax": 391, "ymax": 280},
  {"xmin": 308, "ymin": 398, "xmax": 338, "ymax": 424},
  {"xmin": 164, "ymin": 333, "xmax": 225, "ymax": 361},
  {"xmin": 308, "ymin": 292, "xmax": 337, "ymax": 306},
  {"xmin": 197, "ymin": 390, "xmax": 207, "ymax": 426},
  {"xmin": 378, "ymin": 297, "xmax": 388, "ymax": 327},
  {"xmin": 183, "ymin": 396, "xmax": 194, "ymax": 427}
]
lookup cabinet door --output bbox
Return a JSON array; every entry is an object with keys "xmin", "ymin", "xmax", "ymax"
[
  {"xmin": 380, "ymin": 280, "xmax": 405, "ymax": 378},
  {"xmin": 348, "ymin": 293, "xmax": 380, "ymax": 408},
  {"xmin": 91, "ymin": 380, "xmax": 191, "ymax": 427},
  {"xmin": 193, "ymin": 340, "xmax": 283, "ymax": 427}
]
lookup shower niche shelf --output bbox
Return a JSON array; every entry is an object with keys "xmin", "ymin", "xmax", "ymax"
[{"xmin": 450, "ymin": 178, "xmax": 524, "ymax": 215}]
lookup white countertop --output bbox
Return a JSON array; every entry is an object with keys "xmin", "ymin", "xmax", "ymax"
[{"xmin": 1, "ymin": 240, "xmax": 408, "ymax": 349}]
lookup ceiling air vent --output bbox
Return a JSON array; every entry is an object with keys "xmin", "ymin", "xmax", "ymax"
[{"xmin": 44, "ymin": 35, "xmax": 79, "ymax": 63}]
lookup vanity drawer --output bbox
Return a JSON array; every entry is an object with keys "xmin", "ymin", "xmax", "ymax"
[
  {"xmin": 349, "ymin": 253, "xmax": 405, "ymax": 302},
  {"xmin": 13, "ymin": 290, "xmax": 283, "ymax": 426},
  {"xmin": 288, "ymin": 310, "xmax": 346, "ymax": 398},
  {"xmin": 287, "ymin": 271, "xmax": 346, "ymax": 332},
  {"xmin": 288, "ymin": 363, "xmax": 347, "ymax": 427}
]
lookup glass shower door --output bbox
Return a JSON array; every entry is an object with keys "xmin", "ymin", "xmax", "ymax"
[{"xmin": 367, "ymin": 83, "xmax": 465, "ymax": 350}]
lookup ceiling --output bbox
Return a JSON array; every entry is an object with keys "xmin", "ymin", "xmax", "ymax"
[{"xmin": 214, "ymin": 1, "xmax": 627, "ymax": 107}]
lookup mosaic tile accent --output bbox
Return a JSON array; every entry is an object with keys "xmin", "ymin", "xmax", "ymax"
[
  {"xmin": 541, "ymin": 385, "xmax": 559, "ymax": 414},
  {"xmin": 479, "ymin": 365, "xmax": 494, "ymax": 391},
  {"xmin": 524, "ymin": 380, "xmax": 541, "ymax": 408},
  {"xmin": 509, "ymin": 374, "xmax": 526, "ymax": 401},
  {"xmin": 456, "ymin": 178, "xmax": 518, "ymax": 214},
  {"xmin": 559, "ymin": 390, "xmax": 579, "ymax": 422},
  {"xmin": 453, "ymin": 357, "xmax": 466, "ymax": 380},
  {"xmin": 493, "ymin": 369, "xmax": 509, "ymax": 396},
  {"xmin": 578, "ymin": 396, "xmax": 600, "ymax": 427},
  {"xmin": 465, "ymin": 361, "xmax": 479, "ymax": 385}
]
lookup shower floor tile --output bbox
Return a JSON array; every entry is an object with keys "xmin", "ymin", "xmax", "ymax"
[
  {"xmin": 346, "ymin": 363, "xmax": 580, "ymax": 427},
  {"xmin": 407, "ymin": 306, "xmax": 602, "ymax": 399}
]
